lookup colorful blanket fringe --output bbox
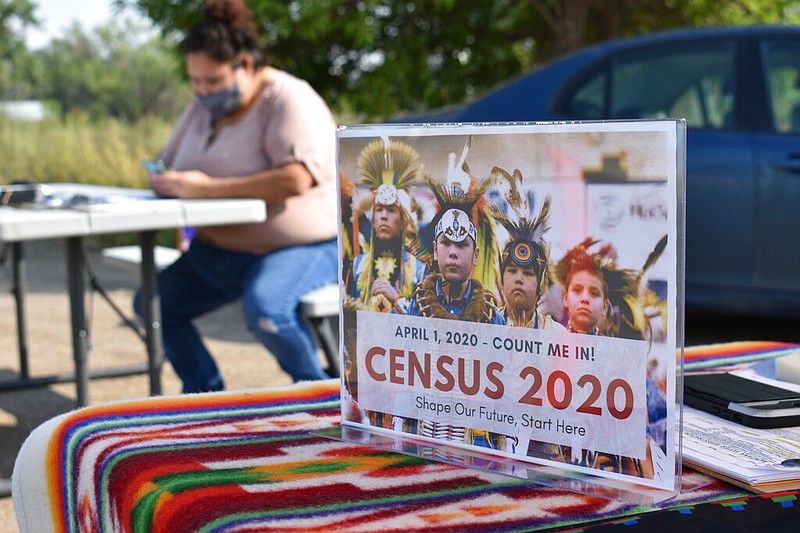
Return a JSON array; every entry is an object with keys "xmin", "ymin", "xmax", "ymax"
[{"xmin": 13, "ymin": 341, "xmax": 799, "ymax": 532}]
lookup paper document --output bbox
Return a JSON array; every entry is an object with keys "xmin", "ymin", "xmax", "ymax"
[
  {"xmin": 681, "ymin": 370, "xmax": 800, "ymax": 490},
  {"xmin": 682, "ymin": 407, "xmax": 800, "ymax": 483}
]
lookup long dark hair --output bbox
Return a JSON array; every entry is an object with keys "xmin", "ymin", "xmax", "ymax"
[{"xmin": 182, "ymin": 0, "xmax": 266, "ymax": 67}]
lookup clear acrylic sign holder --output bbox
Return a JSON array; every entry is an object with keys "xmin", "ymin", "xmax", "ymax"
[{"xmin": 326, "ymin": 120, "xmax": 697, "ymax": 504}]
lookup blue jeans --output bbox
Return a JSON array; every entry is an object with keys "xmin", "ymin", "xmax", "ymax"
[{"xmin": 133, "ymin": 237, "xmax": 338, "ymax": 393}]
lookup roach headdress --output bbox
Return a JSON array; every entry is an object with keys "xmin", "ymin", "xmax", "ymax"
[
  {"xmin": 555, "ymin": 236, "xmax": 668, "ymax": 339},
  {"xmin": 490, "ymin": 166, "xmax": 552, "ymax": 298},
  {"xmin": 425, "ymin": 136, "xmax": 499, "ymax": 289}
]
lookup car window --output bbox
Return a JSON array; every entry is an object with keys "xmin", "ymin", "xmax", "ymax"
[
  {"xmin": 566, "ymin": 72, "xmax": 606, "ymax": 119},
  {"xmin": 761, "ymin": 40, "xmax": 800, "ymax": 134},
  {"xmin": 563, "ymin": 41, "xmax": 736, "ymax": 130}
]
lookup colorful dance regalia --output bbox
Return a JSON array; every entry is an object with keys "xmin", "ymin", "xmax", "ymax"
[
  {"xmin": 352, "ymin": 247, "xmax": 428, "ymax": 312},
  {"xmin": 404, "ymin": 273, "xmax": 505, "ymax": 325}
]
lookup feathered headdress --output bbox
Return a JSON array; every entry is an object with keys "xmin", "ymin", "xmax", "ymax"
[
  {"xmin": 357, "ymin": 137, "xmax": 421, "ymax": 212},
  {"xmin": 489, "ymin": 166, "xmax": 552, "ymax": 298},
  {"xmin": 425, "ymin": 136, "xmax": 499, "ymax": 289},
  {"xmin": 352, "ymin": 136, "xmax": 430, "ymax": 261},
  {"xmin": 555, "ymin": 236, "xmax": 668, "ymax": 339}
]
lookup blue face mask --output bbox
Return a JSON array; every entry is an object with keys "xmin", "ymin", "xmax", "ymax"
[{"xmin": 197, "ymin": 82, "xmax": 242, "ymax": 121}]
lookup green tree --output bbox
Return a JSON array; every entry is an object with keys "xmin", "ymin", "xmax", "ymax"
[
  {"xmin": 118, "ymin": 0, "xmax": 800, "ymax": 120},
  {"xmin": 0, "ymin": 0, "xmax": 40, "ymax": 99},
  {"xmin": 38, "ymin": 17, "xmax": 192, "ymax": 121}
]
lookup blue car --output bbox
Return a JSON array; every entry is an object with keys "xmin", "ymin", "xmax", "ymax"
[{"xmin": 397, "ymin": 25, "xmax": 800, "ymax": 318}]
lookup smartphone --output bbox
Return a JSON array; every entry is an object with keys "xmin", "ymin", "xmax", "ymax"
[
  {"xmin": 142, "ymin": 159, "xmax": 168, "ymax": 174},
  {"xmin": 684, "ymin": 372, "xmax": 800, "ymax": 429}
]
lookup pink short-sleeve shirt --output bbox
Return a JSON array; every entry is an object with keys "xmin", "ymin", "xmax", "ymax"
[{"xmin": 160, "ymin": 70, "xmax": 337, "ymax": 254}]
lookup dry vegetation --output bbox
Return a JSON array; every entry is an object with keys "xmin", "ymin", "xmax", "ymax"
[{"xmin": 1, "ymin": 115, "xmax": 171, "ymax": 188}]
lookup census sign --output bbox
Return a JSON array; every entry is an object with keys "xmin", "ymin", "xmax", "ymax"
[{"xmin": 337, "ymin": 121, "xmax": 682, "ymax": 491}]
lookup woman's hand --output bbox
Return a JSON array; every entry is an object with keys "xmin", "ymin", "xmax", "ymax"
[
  {"xmin": 150, "ymin": 162, "xmax": 314, "ymax": 202},
  {"xmin": 150, "ymin": 170, "xmax": 213, "ymax": 199}
]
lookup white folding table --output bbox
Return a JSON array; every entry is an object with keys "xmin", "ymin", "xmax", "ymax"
[{"xmin": 0, "ymin": 184, "xmax": 266, "ymax": 407}]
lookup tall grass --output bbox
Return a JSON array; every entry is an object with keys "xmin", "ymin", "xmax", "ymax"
[
  {"xmin": 1, "ymin": 114, "xmax": 176, "ymax": 247},
  {"xmin": 1, "ymin": 113, "xmax": 172, "ymax": 188}
]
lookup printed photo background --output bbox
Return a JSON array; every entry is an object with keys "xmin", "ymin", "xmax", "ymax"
[{"xmin": 336, "ymin": 122, "xmax": 681, "ymax": 490}]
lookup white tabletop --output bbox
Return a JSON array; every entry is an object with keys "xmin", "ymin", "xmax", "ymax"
[
  {"xmin": 0, "ymin": 184, "xmax": 266, "ymax": 242},
  {"xmin": 0, "ymin": 206, "xmax": 90, "ymax": 241}
]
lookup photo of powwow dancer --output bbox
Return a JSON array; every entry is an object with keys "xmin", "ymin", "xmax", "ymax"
[
  {"xmin": 402, "ymin": 139, "xmax": 504, "ymax": 326},
  {"xmin": 401, "ymin": 138, "xmax": 513, "ymax": 451},
  {"xmin": 347, "ymin": 138, "xmax": 430, "ymax": 314},
  {"xmin": 544, "ymin": 237, "xmax": 669, "ymax": 477},
  {"xmin": 487, "ymin": 168, "xmax": 575, "ymax": 463},
  {"xmin": 489, "ymin": 168, "xmax": 564, "ymax": 332},
  {"xmin": 341, "ymin": 138, "xmax": 431, "ymax": 430},
  {"xmin": 554, "ymin": 237, "xmax": 668, "ymax": 341}
]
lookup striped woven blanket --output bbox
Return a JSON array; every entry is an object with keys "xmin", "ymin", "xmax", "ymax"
[
  {"xmin": 683, "ymin": 340, "xmax": 800, "ymax": 372},
  {"xmin": 12, "ymin": 341, "xmax": 800, "ymax": 532}
]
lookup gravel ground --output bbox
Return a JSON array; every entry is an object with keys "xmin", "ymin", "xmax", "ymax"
[{"xmin": 0, "ymin": 240, "xmax": 294, "ymax": 532}]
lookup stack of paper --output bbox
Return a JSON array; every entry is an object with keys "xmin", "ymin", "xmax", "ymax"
[{"xmin": 682, "ymin": 390, "xmax": 800, "ymax": 493}]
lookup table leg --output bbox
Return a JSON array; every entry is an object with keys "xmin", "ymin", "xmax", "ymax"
[
  {"xmin": 11, "ymin": 241, "xmax": 30, "ymax": 380},
  {"xmin": 311, "ymin": 316, "xmax": 340, "ymax": 378},
  {"xmin": 139, "ymin": 231, "xmax": 163, "ymax": 396},
  {"xmin": 0, "ymin": 241, "xmax": 25, "ymax": 498},
  {"xmin": 65, "ymin": 236, "xmax": 89, "ymax": 407}
]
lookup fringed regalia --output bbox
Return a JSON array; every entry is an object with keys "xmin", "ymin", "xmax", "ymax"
[
  {"xmin": 411, "ymin": 273, "xmax": 500, "ymax": 323},
  {"xmin": 353, "ymin": 246, "xmax": 427, "ymax": 312},
  {"xmin": 347, "ymin": 138, "xmax": 429, "ymax": 311}
]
